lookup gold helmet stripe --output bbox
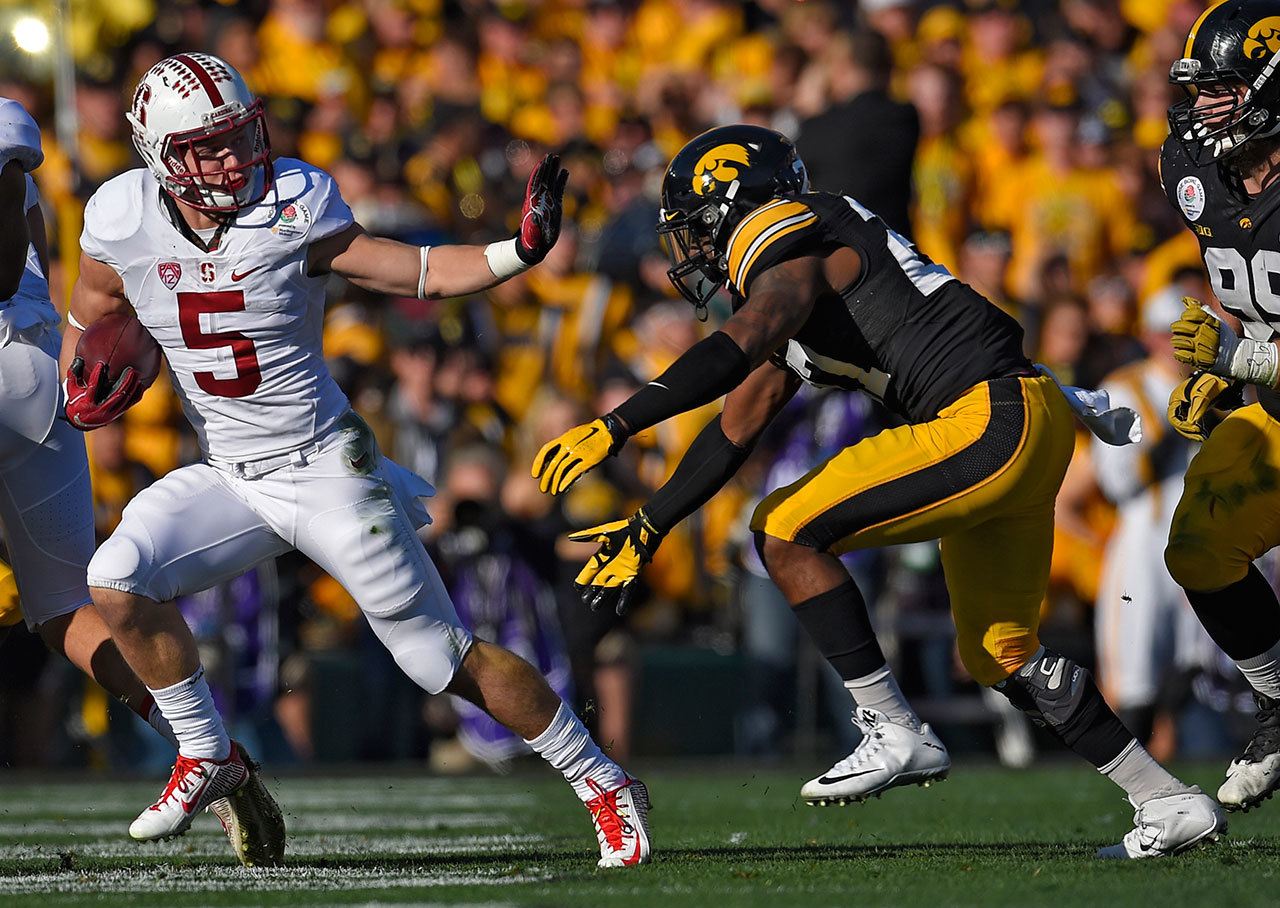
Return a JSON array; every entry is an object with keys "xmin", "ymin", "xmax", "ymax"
[{"xmin": 1183, "ymin": 2, "xmax": 1221, "ymax": 58}]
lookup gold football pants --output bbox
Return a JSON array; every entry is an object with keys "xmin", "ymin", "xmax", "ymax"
[
  {"xmin": 751, "ymin": 374, "xmax": 1076, "ymax": 686},
  {"xmin": 1165, "ymin": 403, "xmax": 1280, "ymax": 593}
]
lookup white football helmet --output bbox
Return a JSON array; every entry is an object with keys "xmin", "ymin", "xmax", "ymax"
[{"xmin": 127, "ymin": 53, "xmax": 272, "ymax": 213}]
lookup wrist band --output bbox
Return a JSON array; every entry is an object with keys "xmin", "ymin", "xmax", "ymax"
[
  {"xmin": 67, "ymin": 310, "xmax": 87, "ymax": 330},
  {"xmin": 416, "ymin": 245, "xmax": 430, "ymax": 300},
  {"xmin": 484, "ymin": 238, "xmax": 531, "ymax": 280}
]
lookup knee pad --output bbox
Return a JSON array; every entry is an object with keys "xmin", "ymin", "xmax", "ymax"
[
  {"xmin": 367, "ymin": 611, "xmax": 472, "ymax": 695},
  {"xmin": 87, "ymin": 534, "xmax": 154, "ymax": 597},
  {"xmin": 1164, "ymin": 536, "xmax": 1246, "ymax": 593}
]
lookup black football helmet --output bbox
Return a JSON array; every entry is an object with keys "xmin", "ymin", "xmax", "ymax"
[
  {"xmin": 1169, "ymin": 0, "xmax": 1280, "ymax": 164},
  {"xmin": 657, "ymin": 125, "xmax": 809, "ymax": 312}
]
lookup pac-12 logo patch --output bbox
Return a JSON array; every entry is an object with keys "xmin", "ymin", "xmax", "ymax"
[
  {"xmin": 1176, "ymin": 176, "xmax": 1206, "ymax": 222},
  {"xmin": 157, "ymin": 261, "xmax": 182, "ymax": 289}
]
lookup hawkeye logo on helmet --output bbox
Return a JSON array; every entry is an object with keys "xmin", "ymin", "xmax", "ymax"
[
  {"xmin": 1244, "ymin": 17, "xmax": 1280, "ymax": 60},
  {"xmin": 692, "ymin": 144, "xmax": 751, "ymax": 196}
]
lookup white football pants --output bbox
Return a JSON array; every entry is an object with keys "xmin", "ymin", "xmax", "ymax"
[
  {"xmin": 87, "ymin": 412, "xmax": 472, "ymax": 693},
  {"xmin": 0, "ymin": 325, "xmax": 95, "ymax": 628}
]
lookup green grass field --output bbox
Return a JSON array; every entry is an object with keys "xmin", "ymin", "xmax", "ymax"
[{"xmin": 0, "ymin": 761, "xmax": 1277, "ymax": 906}]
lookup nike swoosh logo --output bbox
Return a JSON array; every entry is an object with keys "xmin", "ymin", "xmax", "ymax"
[
  {"xmin": 817, "ymin": 770, "xmax": 878, "ymax": 784},
  {"xmin": 231, "ymin": 265, "xmax": 263, "ymax": 282}
]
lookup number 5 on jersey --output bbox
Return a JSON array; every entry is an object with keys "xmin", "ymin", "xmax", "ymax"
[{"xmin": 178, "ymin": 291, "xmax": 262, "ymax": 398}]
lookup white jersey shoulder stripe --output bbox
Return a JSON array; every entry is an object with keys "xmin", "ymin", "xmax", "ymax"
[{"xmin": 842, "ymin": 196, "xmax": 954, "ymax": 296}]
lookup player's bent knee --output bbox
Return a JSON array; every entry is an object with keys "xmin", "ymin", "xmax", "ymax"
[
  {"xmin": 86, "ymin": 535, "xmax": 150, "ymax": 596},
  {"xmin": 754, "ymin": 530, "xmax": 814, "ymax": 574},
  {"xmin": 955, "ymin": 628, "xmax": 1039, "ymax": 688},
  {"xmin": 1164, "ymin": 536, "xmax": 1246, "ymax": 593},
  {"xmin": 367, "ymin": 612, "xmax": 473, "ymax": 695}
]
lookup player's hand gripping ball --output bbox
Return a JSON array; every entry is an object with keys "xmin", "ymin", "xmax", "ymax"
[
  {"xmin": 1168, "ymin": 371, "xmax": 1233, "ymax": 443},
  {"xmin": 514, "ymin": 152, "xmax": 569, "ymax": 265},
  {"xmin": 568, "ymin": 510, "xmax": 664, "ymax": 615},
  {"xmin": 65, "ymin": 312, "xmax": 161, "ymax": 430}
]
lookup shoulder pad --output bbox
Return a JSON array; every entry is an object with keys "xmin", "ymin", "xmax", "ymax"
[
  {"xmin": 260, "ymin": 158, "xmax": 354, "ymax": 243},
  {"xmin": 0, "ymin": 98, "xmax": 42, "ymax": 172},
  {"xmin": 81, "ymin": 169, "xmax": 147, "ymax": 250},
  {"xmin": 725, "ymin": 197, "xmax": 820, "ymax": 297}
]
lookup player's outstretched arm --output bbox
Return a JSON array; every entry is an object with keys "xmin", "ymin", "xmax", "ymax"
[
  {"xmin": 570, "ymin": 363, "xmax": 800, "ymax": 614},
  {"xmin": 532, "ymin": 255, "xmax": 821, "ymax": 495},
  {"xmin": 1171, "ymin": 296, "xmax": 1280, "ymax": 388},
  {"xmin": 311, "ymin": 153, "xmax": 568, "ymax": 299}
]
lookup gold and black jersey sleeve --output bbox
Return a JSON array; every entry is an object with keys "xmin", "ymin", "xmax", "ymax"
[
  {"xmin": 725, "ymin": 197, "xmax": 824, "ymax": 298},
  {"xmin": 724, "ymin": 191, "xmax": 1030, "ymax": 424}
]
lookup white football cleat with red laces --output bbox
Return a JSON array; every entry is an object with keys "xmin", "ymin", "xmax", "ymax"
[
  {"xmin": 129, "ymin": 747, "xmax": 250, "ymax": 842},
  {"xmin": 585, "ymin": 776, "xmax": 652, "ymax": 868}
]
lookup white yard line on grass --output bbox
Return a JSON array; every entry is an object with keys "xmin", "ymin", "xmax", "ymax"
[
  {"xmin": 0, "ymin": 866, "xmax": 556, "ymax": 896},
  {"xmin": 3, "ymin": 833, "xmax": 545, "ymax": 861}
]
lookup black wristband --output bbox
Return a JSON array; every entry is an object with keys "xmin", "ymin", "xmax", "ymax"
[
  {"xmin": 645, "ymin": 414, "xmax": 752, "ymax": 533},
  {"xmin": 611, "ymin": 331, "xmax": 751, "ymax": 434}
]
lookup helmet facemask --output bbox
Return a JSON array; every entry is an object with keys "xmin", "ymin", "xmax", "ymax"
[
  {"xmin": 159, "ymin": 100, "xmax": 272, "ymax": 213},
  {"xmin": 1169, "ymin": 56, "xmax": 1280, "ymax": 165},
  {"xmin": 657, "ymin": 192, "xmax": 737, "ymax": 316}
]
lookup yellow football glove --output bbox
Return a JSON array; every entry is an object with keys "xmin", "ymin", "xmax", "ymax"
[
  {"xmin": 1170, "ymin": 297, "xmax": 1226, "ymax": 371},
  {"xmin": 1168, "ymin": 371, "xmax": 1232, "ymax": 443},
  {"xmin": 567, "ymin": 510, "xmax": 663, "ymax": 615},
  {"xmin": 532, "ymin": 414, "xmax": 625, "ymax": 495}
]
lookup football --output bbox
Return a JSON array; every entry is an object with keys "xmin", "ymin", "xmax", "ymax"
[{"xmin": 75, "ymin": 311, "xmax": 162, "ymax": 391}]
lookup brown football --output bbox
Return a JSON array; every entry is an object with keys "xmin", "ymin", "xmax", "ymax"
[{"xmin": 75, "ymin": 312, "xmax": 162, "ymax": 391}]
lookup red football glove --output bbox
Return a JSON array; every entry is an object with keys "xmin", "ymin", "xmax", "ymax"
[
  {"xmin": 514, "ymin": 152, "xmax": 569, "ymax": 265},
  {"xmin": 64, "ymin": 358, "xmax": 142, "ymax": 431}
]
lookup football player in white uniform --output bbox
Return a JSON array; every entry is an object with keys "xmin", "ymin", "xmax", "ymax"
[
  {"xmin": 64, "ymin": 54, "xmax": 650, "ymax": 868},
  {"xmin": 0, "ymin": 95, "xmax": 284, "ymax": 867}
]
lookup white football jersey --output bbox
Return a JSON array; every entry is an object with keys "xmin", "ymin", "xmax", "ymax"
[
  {"xmin": 80, "ymin": 158, "xmax": 356, "ymax": 460},
  {"xmin": 0, "ymin": 97, "xmax": 60, "ymax": 346}
]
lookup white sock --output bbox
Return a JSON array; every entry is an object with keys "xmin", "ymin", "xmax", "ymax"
[
  {"xmin": 525, "ymin": 701, "xmax": 626, "ymax": 800},
  {"xmin": 845, "ymin": 665, "xmax": 921, "ymax": 731},
  {"xmin": 136, "ymin": 693, "xmax": 179, "ymax": 749},
  {"xmin": 1100, "ymin": 739, "xmax": 1194, "ymax": 804},
  {"xmin": 147, "ymin": 667, "xmax": 231, "ymax": 760},
  {"xmin": 1237, "ymin": 640, "xmax": 1280, "ymax": 700}
]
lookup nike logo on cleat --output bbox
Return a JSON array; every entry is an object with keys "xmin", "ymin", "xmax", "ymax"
[
  {"xmin": 922, "ymin": 742, "xmax": 945, "ymax": 751},
  {"xmin": 817, "ymin": 770, "xmax": 878, "ymax": 784}
]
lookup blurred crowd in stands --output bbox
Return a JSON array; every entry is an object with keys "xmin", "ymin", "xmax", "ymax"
[{"xmin": 0, "ymin": 0, "xmax": 1265, "ymax": 772}]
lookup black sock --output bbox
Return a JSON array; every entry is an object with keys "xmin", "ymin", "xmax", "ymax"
[
  {"xmin": 791, "ymin": 580, "xmax": 886, "ymax": 681},
  {"xmin": 1186, "ymin": 564, "xmax": 1280, "ymax": 660}
]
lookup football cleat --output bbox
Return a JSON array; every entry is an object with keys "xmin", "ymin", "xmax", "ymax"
[
  {"xmin": 1218, "ymin": 693, "xmax": 1280, "ymax": 812},
  {"xmin": 585, "ymin": 775, "xmax": 651, "ymax": 868},
  {"xmin": 801, "ymin": 708, "xmax": 950, "ymax": 806},
  {"xmin": 1096, "ymin": 789, "xmax": 1226, "ymax": 859},
  {"xmin": 206, "ymin": 741, "xmax": 287, "ymax": 866},
  {"xmin": 129, "ymin": 746, "xmax": 249, "ymax": 842}
]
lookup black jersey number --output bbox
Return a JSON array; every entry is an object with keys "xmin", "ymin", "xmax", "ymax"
[{"xmin": 1204, "ymin": 246, "xmax": 1280, "ymax": 328}]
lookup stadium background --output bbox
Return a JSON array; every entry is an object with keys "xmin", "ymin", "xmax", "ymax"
[{"xmin": 0, "ymin": 0, "xmax": 1257, "ymax": 775}]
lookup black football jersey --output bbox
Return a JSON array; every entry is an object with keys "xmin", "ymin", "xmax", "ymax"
[
  {"xmin": 1160, "ymin": 135, "xmax": 1280, "ymax": 416},
  {"xmin": 725, "ymin": 191, "xmax": 1030, "ymax": 424}
]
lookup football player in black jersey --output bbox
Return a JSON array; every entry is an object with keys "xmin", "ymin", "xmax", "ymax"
[
  {"xmin": 532, "ymin": 125, "xmax": 1223, "ymax": 858},
  {"xmin": 1162, "ymin": 0, "xmax": 1280, "ymax": 814}
]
